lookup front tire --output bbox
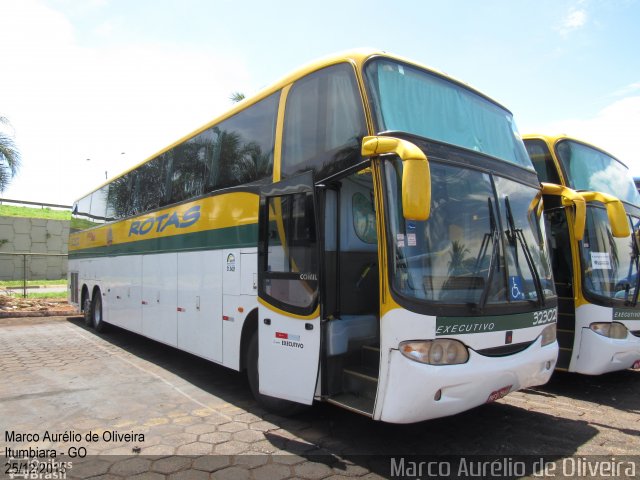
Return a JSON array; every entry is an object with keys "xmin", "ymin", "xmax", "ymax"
[
  {"xmin": 91, "ymin": 291, "xmax": 108, "ymax": 333},
  {"xmin": 246, "ymin": 330, "xmax": 305, "ymax": 415}
]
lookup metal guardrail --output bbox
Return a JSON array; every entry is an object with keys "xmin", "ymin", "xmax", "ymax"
[
  {"xmin": 0, "ymin": 197, "xmax": 72, "ymax": 210},
  {"xmin": 0, "ymin": 252, "xmax": 68, "ymax": 298}
]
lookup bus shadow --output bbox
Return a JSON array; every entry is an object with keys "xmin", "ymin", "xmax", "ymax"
[
  {"xmin": 530, "ymin": 370, "xmax": 640, "ymax": 414},
  {"xmin": 67, "ymin": 317, "xmax": 599, "ymax": 462}
]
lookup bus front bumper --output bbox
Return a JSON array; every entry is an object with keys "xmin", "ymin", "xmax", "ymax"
[
  {"xmin": 571, "ymin": 328, "xmax": 640, "ymax": 375},
  {"xmin": 375, "ymin": 338, "xmax": 557, "ymax": 424}
]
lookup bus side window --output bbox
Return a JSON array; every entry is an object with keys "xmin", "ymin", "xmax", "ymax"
[
  {"xmin": 262, "ymin": 193, "xmax": 318, "ymax": 314},
  {"xmin": 89, "ymin": 185, "xmax": 109, "ymax": 223},
  {"xmin": 546, "ymin": 209, "xmax": 573, "ymax": 285},
  {"xmin": 282, "ymin": 63, "xmax": 367, "ymax": 181},
  {"xmin": 524, "ymin": 139, "xmax": 561, "ymax": 185}
]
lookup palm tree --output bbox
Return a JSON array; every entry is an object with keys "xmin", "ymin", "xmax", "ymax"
[
  {"xmin": 0, "ymin": 116, "xmax": 21, "ymax": 192},
  {"xmin": 229, "ymin": 92, "xmax": 245, "ymax": 103},
  {"xmin": 448, "ymin": 240, "xmax": 470, "ymax": 275}
]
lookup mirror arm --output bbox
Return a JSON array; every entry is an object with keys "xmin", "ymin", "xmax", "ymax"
[
  {"xmin": 579, "ymin": 191, "xmax": 630, "ymax": 238},
  {"xmin": 361, "ymin": 135, "xmax": 431, "ymax": 221},
  {"xmin": 541, "ymin": 183, "xmax": 586, "ymax": 241}
]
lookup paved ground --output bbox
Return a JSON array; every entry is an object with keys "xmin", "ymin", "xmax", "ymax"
[{"xmin": 1, "ymin": 315, "xmax": 639, "ymax": 479}]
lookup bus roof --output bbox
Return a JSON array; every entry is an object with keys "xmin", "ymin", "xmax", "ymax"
[
  {"xmin": 75, "ymin": 49, "xmax": 512, "ymax": 203},
  {"xmin": 522, "ymin": 133, "xmax": 631, "ymax": 170}
]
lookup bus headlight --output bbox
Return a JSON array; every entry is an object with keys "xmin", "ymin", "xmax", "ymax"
[
  {"xmin": 589, "ymin": 322, "xmax": 628, "ymax": 339},
  {"xmin": 399, "ymin": 339, "xmax": 469, "ymax": 365},
  {"xmin": 541, "ymin": 323, "xmax": 557, "ymax": 346}
]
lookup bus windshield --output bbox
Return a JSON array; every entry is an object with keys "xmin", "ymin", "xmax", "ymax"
[
  {"xmin": 383, "ymin": 159, "xmax": 555, "ymax": 310},
  {"xmin": 580, "ymin": 206, "xmax": 640, "ymax": 304},
  {"xmin": 556, "ymin": 139, "xmax": 640, "ymax": 206},
  {"xmin": 365, "ymin": 58, "xmax": 532, "ymax": 170}
]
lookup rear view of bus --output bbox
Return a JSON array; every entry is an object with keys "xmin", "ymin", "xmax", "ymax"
[{"xmin": 524, "ymin": 134, "xmax": 640, "ymax": 375}]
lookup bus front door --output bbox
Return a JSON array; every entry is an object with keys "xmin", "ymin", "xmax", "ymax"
[{"xmin": 257, "ymin": 172, "xmax": 321, "ymax": 405}]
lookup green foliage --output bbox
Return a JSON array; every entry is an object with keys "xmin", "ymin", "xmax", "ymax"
[
  {"xmin": 70, "ymin": 217, "xmax": 98, "ymax": 231},
  {"xmin": 5, "ymin": 291, "xmax": 66, "ymax": 299},
  {"xmin": 229, "ymin": 92, "xmax": 245, "ymax": 103},
  {"xmin": 0, "ymin": 116, "xmax": 21, "ymax": 192},
  {"xmin": 0, "ymin": 205, "xmax": 71, "ymax": 220},
  {"xmin": 0, "ymin": 279, "xmax": 67, "ymax": 287}
]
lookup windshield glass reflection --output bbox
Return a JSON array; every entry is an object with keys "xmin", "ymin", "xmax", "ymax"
[
  {"xmin": 384, "ymin": 159, "xmax": 555, "ymax": 309},
  {"xmin": 580, "ymin": 208, "xmax": 640, "ymax": 304},
  {"xmin": 556, "ymin": 140, "xmax": 640, "ymax": 206},
  {"xmin": 364, "ymin": 58, "xmax": 533, "ymax": 170}
]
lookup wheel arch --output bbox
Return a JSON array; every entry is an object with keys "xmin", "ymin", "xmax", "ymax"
[
  {"xmin": 239, "ymin": 308, "xmax": 258, "ymax": 371},
  {"xmin": 80, "ymin": 285, "xmax": 90, "ymax": 312}
]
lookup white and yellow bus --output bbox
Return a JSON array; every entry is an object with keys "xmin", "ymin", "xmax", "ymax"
[
  {"xmin": 524, "ymin": 134, "xmax": 640, "ymax": 374},
  {"xmin": 69, "ymin": 50, "xmax": 560, "ymax": 423}
]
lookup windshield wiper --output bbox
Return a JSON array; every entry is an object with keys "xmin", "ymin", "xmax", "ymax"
[
  {"xmin": 475, "ymin": 198, "xmax": 501, "ymax": 311},
  {"xmin": 504, "ymin": 196, "xmax": 545, "ymax": 306}
]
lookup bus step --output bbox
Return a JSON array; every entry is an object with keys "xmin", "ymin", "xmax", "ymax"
[
  {"xmin": 343, "ymin": 365, "xmax": 378, "ymax": 401},
  {"xmin": 360, "ymin": 344, "xmax": 380, "ymax": 370},
  {"xmin": 326, "ymin": 393, "xmax": 374, "ymax": 417}
]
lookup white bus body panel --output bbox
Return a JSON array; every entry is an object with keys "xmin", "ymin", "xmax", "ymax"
[
  {"xmin": 142, "ymin": 253, "xmax": 178, "ymax": 347},
  {"xmin": 106, "ymin": 256, "xmax": 142, "ymax": 332},
  {"xmin": 72, "ymin": 248, "xmax": 260, "ymax": 371},
  {"xmin": 258, "ymin": 304, "xmax": 321, "ymax": 405},
  {"xmin": 177, "ymin": 250, "xmax": 223, "ymax": 363},
  {"xmin": 570, "ymin": 304, "xmax": 640, "ymax": 374},
  {"xmin": 374, "ymin": 308, "xmax": 557, "ymax": 423},
  {"xmin": 222, "ymin": 250, "xmax": 258, "ymax": 370}
]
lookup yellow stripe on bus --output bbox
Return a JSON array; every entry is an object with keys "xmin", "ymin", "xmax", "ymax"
[{"xmin": 69, "ymin": 191, "xmax": 258, "ymax": 251}]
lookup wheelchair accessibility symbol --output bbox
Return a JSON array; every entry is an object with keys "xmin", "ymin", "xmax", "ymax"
[{"xmin": 509, "ymin": 276, "xmax": 525, "ymax": 301}]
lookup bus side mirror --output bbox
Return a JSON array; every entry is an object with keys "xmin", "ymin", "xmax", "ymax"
[
  {"xmin": 580, "ymin": 191, "xmax": 630, "ymax": 238},
  {"xmin": 541, "ymin": 183, "xmax": 586, "ymax": 241},
  {"xmin": 361, "ymin": 136, "xmax": 431, "ymax": 221}
]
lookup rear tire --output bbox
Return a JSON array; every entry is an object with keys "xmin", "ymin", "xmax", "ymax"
[
  {"xmin": 246, "ymin": 330, "xmax": 306, "ymax": 415},
  {"xmin": 91, "ymin": 291, "xmax": 108, "ymax": 333},
  {"xmin": 83, "ymin": 297, "xmax": 92, "ymax": 327}
]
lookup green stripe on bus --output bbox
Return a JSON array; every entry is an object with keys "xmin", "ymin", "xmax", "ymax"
[
  {"xmin": 436, "ymin": 308, "xmax": 557, "ymax": 336},
  {"xmin": 69, "ymin": 223, "xmax": 258, "ymax": 258}
]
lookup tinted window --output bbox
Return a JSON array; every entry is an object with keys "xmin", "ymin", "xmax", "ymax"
[
  {"xmin": 556, "ymin": 139, "xmax": 640, "ymax": 205},
  {"xmin": 73, "ymin": 194, "xmax": 92, "ymax": 221},
  {"xmin": 365, "ymin": 58, "xmax": 532, "ymax": 169},
  {"xmin": 523, "ymin": 139, "xmax": 561, "ymax": 184},
  {"xmin": 106, "ymin": 171, "xmax": 136, "ymax": 219},
  {"xmin": 105, "ymin": 92, "xmax": 279, "ymax": 219},
  {"xmin": 262, "ymin": 193, "xmax": 318, "ymax": 313},
  {"xmin": 282, "ymin": 63, "xmax": 367, "ymax": 180},
  {"xmin": 171, "ymin": 91, "xmax": 279, "ymax": 203},
  {"xmin": 89, "ymin": 186, "xmax": 109, "ymax": 223}
]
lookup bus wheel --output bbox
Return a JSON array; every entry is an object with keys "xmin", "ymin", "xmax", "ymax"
[
  {"xmin": 83, "ymin": 297, "xmax": 92, "ymax": 327},
  {"xmin": 246, "ymin": 330, "xmax": 306, "ymax": 416},
  {"xmin": 91, "ymin": 291, "xmax": 108, "ymax": 333}
]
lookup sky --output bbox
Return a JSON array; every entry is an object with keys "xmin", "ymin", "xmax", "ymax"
[{"xmin": 0, "ymin": 0, "xmax": 639, "ymax": 205}]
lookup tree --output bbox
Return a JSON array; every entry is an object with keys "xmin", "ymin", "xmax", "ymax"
[
  {"xmin": 229, "ymin": 92, "xmax": 245, "ymax": 103},
  {"xmin": 0, "ymin": 116, "xmax": 21, "ymax": 192}
]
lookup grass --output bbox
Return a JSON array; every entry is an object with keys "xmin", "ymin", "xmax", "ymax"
[
  {"xmin": 0, "ymin": 279, "xmax": 67, "ymax": 287},
  {"xmin": 0, "ymin": 205, "xmax": 71, "ymax": 221},
  {"xmin": 14, "ymin": 291, "xmax": 67, "ymax": 299},
  {"xmin": 0, "ymin": 204, "xmax": 97, "ymax": 231}
]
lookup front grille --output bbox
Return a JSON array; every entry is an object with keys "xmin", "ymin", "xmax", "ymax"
[
  {"xmin": 631, "ymin": 330, "xmax": 640, "ymax": 338},
  {"xmin": 476, "ymin": 341, "xmax": 534, "ymax": 357}
]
